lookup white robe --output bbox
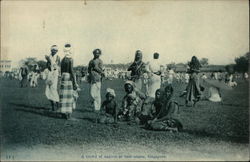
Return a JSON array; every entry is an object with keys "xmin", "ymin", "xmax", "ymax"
[
  {"xmin": 148, "ymin": 59, "xmax": 161, "ymax": 98},
  {"xmin": 185, "ymin": 73, "xmax": 189, "ymax": 83},
  {"xmin": 30, "ymin": 72, "xmax": 39, "ymax": 87},
  {"xmin": 44, "ymin": 68, "xmax": 59, "ymax": 102}
]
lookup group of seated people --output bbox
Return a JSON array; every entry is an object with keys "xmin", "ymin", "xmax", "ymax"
[{"xmin": 98, "ymin": 80, "xmax": 183, "ymax": 132}]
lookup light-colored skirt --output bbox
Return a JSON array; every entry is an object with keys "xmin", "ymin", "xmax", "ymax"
[
  {"xmin": 60, "ymin": 73, "xmax": 73, "ymax": 113},
  {"xmin": 148, "ymin": 73, "xmax": 161, "ymax": 98}
]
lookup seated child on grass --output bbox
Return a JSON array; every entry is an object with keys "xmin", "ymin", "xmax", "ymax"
[{"xmin": 99, "ymin": 88, "xmax": 117, "ymax": 124}]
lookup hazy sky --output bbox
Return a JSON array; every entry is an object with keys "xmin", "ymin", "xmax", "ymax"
[{"xmin": 1, "ymin": 0, "xmax": 249, "ymax": 67}]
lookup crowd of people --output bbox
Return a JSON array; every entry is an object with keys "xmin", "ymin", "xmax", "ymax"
[{"xmin": 7, "ymin": 44, "xmax": 248, "ymax": 132}]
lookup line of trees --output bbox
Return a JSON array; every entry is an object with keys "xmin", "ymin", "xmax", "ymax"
[
  {"xmin": 225, "ymin": 52, "xmax": 249, "ymax": 74},
  {"xmin": 19, "ymin": 57, "xmax": 47, "ymax": 71}
]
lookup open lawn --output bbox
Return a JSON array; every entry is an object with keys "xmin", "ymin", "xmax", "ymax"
[{"xmin": 0, "ymin": 78, "xmax": 249, "ymax": 161}]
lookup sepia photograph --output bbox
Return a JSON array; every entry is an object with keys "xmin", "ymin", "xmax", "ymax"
[{"xmin": 0, "ymin": 0, "xmax": 249, "ymax": 161}]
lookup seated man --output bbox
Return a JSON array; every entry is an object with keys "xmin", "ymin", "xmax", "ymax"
[
  {"xmin": 147, "ymin": 85, "xmax": 183, "ymax": 132},
  {"xmin": 118, "ymin": 81, "xmax": 146, "ymax": 123}
]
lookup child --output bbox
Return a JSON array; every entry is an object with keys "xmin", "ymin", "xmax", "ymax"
[
  {"xmin": 119, "ymin": 93, "xmax": 138, "ymax": 122},
  {"xmin": 99, "ymin": 88, "xmax": 117, "ymax": 124},
  {"xmin": 73, "ymin": 85, "xmax": 81, "ymax": 110}
]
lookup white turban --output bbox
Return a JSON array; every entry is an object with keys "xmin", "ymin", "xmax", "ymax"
[
  {"xmin": 64, "ymin": 44, "xmax": 72, "ymax": 57},
  {"xmin": 50, "ymin": 45, "xmax": 58, "ymax": 51},
  {"xmin": 106, "ymin": 88, "xmax": 116, "ymax": 97},
  {"xmin": 64, "ymin": 46, "xmax": 71, "ymax": 52},
  {"xmin": 125, "ymin": 80, "xmax": 135, "ymax": 88}
]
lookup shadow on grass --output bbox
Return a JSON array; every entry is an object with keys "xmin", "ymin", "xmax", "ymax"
[
  {"xmin": 10, "ymin": 103, "xmax": 64, "ymax": 119},
  {"xmin": 10, "ymin": 103, "xmax": 100, "ymax": 122},
  {"xmin": 9, "ymin": 103, "xmax": 49, "ymax": 110},
  {"xmin": 182, "ymin": 129, "xmax": 249, "ymax": 143},
  {"xmin": 78, "ymin": 117, "xmax": 97, "ymax": 123},
  {"xmin": 75, "ymin": 108, "xmax": 94, "ymax": 113}
]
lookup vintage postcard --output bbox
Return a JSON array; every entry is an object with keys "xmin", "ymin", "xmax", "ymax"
[{"xmin": 0, "ymin": 0, "xmax": 249, "ymax": 161}]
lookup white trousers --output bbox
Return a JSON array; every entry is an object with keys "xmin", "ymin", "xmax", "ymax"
[{"xmin": 90, "ymin": 82, "xmax": 101, "ymax": 111}]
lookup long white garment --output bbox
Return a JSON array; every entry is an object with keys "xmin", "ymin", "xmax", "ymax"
[
  {"xmin": 185, "ymin": 73, "xmax": 189, "ymax": 83},
  {"xmin": 30, "ymin": 72, "xmax": 35, "ymax": 87},
  {"xmin": 49, "ymin": 55, "xmax": 57, "ymax": 66},
  {"xmin": 148, "ymin": 59, "xmax": 161, "ymax": 98},
  {"xmin": 45, "ymin": 68, "xmax": 59, "ymax": 102},
  {"xmin": 208, "ymin": 87, "xmax": 222, "ymax": 102},
  {"xmin": 30, "ymin": 72, "xmax": 39, "ymax": 87},
  {"xmin": 90, "ymin": 81, "xmax": 101, "ymax": 111}
]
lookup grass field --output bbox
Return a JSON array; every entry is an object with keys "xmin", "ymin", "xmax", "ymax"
[{"xmin": 0, "ymin": 78, "xmax": 249, "ymax": 161}]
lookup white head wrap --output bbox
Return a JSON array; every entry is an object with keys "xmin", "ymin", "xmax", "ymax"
[
  {"xmin": 125, "ymin": 80, "xmax": 135, "ymax": 88},
  {"xmin": 64, "ymin": 44, "xmax": 72, "ymax": 57},
  {"xmin": 51, "ymin": 45, "xmax": 58, "ymax": 51},
  {"xmin": 106, "ymin": 88, "xmax": 116, "ymax": 97}
]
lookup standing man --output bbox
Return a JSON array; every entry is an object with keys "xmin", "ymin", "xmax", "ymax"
[
  {"xmin": 19, "ymin": 63, "xmax": 29, "ymax": 88},
  {"xmin": 128, "ymin": 50, "xmax": 146, "ymax": 91},
  {"xmin": 45, "ymin": 45, "xmax": 60, "ymax": 111},
  {"xmin": 88, "ymin": 49, "xmax": 105, "ymax": 111},
  {"xmin": 147, "ymin": 52, "xmax": 162, "ymax": 98},
  {"xmin": 30, "ymin": 64, "xmax": 40, "ymax": 88}
]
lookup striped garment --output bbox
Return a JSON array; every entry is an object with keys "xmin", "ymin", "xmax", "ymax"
[{"xmin": 60, "ymin": 73, "xmax": 73, "ymax": 113}]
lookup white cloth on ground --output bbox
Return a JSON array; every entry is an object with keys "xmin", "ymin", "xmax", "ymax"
[{"xmin": 208, "ymin": 87, "xmax": 221, "ymax": 102}]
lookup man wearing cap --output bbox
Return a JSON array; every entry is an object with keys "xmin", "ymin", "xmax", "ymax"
[
  {"xmin": 88, "ymin": 49, "xmax": 105, "ymax": 111},
  {"xmin": 45, "ymin": 45, "xmax": 60, "ymax": 70}
]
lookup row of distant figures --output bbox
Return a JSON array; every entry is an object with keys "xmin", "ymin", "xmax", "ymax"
[{"xmin": 0, "ymin": 70, "xmax": 248, "ymax": 86}]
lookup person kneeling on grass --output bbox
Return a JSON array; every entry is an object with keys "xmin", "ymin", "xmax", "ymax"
[
  {"xmin": 98, "ymin": 88, "xmax": 117, "ymax": 124},
  {"xmin": 118, "ymin": 81, "xmax": 146, "ymax": 124},
  {"xmin": 146, "ymin": 85, "xmax": 183, "ymax": 132}
]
